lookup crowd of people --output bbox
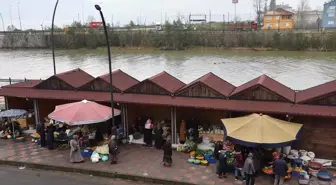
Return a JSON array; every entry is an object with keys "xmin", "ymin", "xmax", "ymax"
[{"xmin": 214, "ymin": 141, "xmax": 289, "ymax": 185}]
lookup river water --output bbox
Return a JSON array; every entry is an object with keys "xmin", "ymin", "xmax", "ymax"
[{"xmin": 0, "ymin": 48, "xmax": 336, "ymax": 90}]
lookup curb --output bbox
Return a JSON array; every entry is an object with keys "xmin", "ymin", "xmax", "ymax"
[{"xmin": 0, "ymin": 160, "xmax": 195, "ymax": 185}]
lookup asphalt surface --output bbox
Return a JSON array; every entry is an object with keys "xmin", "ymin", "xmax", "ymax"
[{"xmin": 0, "ymin": 166, "xmax": 159, "ymax": 185}]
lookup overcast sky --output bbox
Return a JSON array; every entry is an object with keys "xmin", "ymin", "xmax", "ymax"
[{"xmin": 0, "ymin": 0, "xmax": 325, "ymax": 30}]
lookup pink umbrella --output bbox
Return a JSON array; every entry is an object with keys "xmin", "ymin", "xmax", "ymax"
[{"xmin": 48, "ymin": 100, "xmax": 121, "ymax": 125}]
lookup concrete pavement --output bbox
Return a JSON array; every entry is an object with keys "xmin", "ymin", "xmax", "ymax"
[{"xmin": 0, "ymin": 166, "xmax": 159, "ymax": 185}]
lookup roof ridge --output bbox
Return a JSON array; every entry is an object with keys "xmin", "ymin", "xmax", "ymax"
[{"xmin": 56, "ymin": 68, "xmax": 81, "ymax": 76}]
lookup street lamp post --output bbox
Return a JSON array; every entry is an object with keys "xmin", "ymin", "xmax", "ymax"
[
  {"xmin": 0, "ymin": 13, "xmax": 5, "ymax": 32},
  {"xmin": 94, "ymin": 4, "xmax": 115, "ymax": 127},
  {"xmin": 51, "ymin": 0, "xmax": 59, "ymax": 75},
  {"xmin": 17, "ymin": 2, "xmax": 22, "ymax": 30},
  {"xmin": 9, "ymin": 5, "xmax": 13, "ymax": 28}
]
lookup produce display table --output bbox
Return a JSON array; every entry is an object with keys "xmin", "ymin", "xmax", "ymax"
[{"xmin": 199, "ymin": 133, "xmax": 223, "ymax": 141}]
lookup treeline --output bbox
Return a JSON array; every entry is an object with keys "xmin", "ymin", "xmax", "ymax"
[{"xmin": 49, "ymin": 30, "xmax": 336, "ymax": 51}]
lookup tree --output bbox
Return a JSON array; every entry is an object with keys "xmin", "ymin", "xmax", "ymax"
[
  {"xmin": 269, "ymin": 0, "xmax": 276, "ymax": 11},
  {"xmin": 7, "ymin": 25, "xmax": 16, "ymax": 31},
  {"xmin": 253, "ymin": 0, "xmax": 265, "ymax": 25},
  {"xmin": 264, "ymin": 0, "xmax": 268, "ymax": 13},
  {"xmin": 297, "ymin": 0, "xmax": 310, "ymax": 29},
  {"xmin": 129, "ymin": 20, "xmax": 136, "ymax": 28}
]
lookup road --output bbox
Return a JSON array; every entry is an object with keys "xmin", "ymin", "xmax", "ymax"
[{"xmin": 0, "ymin": 166, "xmax": 159, "ymax": 185}]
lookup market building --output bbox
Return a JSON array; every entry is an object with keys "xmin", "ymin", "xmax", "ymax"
[{"xmin": 0, "ymin": 68, "xmax": 336, "ymax": 158}]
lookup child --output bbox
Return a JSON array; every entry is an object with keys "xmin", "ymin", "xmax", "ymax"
[{"xmin": 162, "ymin": 139, "xmax": 172, "ymax": 167}]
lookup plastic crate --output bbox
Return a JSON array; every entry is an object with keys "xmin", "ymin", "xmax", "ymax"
[
  {"xmin": 81, "ymin": 151, "xmax": 93, "ymax": 157},
  {"xmin": 205, "ymin": 157, "xmax": 216, "ymax": 164}
]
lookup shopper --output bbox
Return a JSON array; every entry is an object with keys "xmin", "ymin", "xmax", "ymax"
[
  {"xmin": 162, "ymin": 139, "xmax": 172, "ymax": 167},
  {"xmin": 46, "ymin": 123, "xmax": 55, "ymax": 150},
  {"xmin": 144, "ymin": 119, "xmax": 153, "ymax": 147},
  {"xmin": 218, "ymin": 150, "xmax": 228, "ymax": 178},
  {"xmin": 108, "ymin": 135, "xmax": 118, "ymax": 164},
  {"xmin": 214, "ymin": 141, "xmax": 223, "ymax": 175},
  {"xmin": 154, "ymin": 123, "xmax": 163, "ymax": 149},
  {"xmin": 273, "ymin": 154, "xmax": 288, "ymax": 185},
  {"xmin": 234, "ymin": 151, "xmax": 245, "ymax": 181},
  {"xmin": 69, "ymin": 135, "xmax": 84, "ymax": 163},
  {"xmin": 243, "ymin": 153, "xmax": 255, "ymax": 185}
]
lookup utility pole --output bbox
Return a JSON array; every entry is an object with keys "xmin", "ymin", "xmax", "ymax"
[
  {"xmin": 209, "ymin": 9, "xmax": 212, "ymax": 30},
  {"xmin": 9, "ymin": 5, "xmax": 13, "ymax": 28},
  {"xmin": 17, "ymin": 2, "xmax": 22, "ymax": 30},
  {"xmin": 82, "ymin": 5, "xmax": 84, "ymax": 25}
]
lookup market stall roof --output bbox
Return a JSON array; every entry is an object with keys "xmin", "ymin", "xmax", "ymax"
[
  {"xmin": 221, "ymin": 113, "xmax": 303, "ymax": 148},
  {"xmin": 1, "ymin": 87, "xmax": 336, "ymax": 117},
  {"xmin": 230, "ymin": 74, "xmax": 295, "ymax": 102},
  {"xmin": 48, "ymin": 100, "xmax": 120, "ymax": 125},
  {"xmin": 0, "ymin": 109, "xmax": 28, "ymax": 118},
  {"xmin": 176, "ymin": 72, "xmax": 235, "ymax": 97},
  {"xmin": 35, "ymin": 68, "xmax": 94, "ymax": 89},
  {"xmin": 295, "ymin": 80, "xmax": 336, "ymax": 103},
  {"xmin": 98, "ymin": 69, "xmax": 139, "ymax": 92},
  {"xmin": 147, "ymin": 71, "xmax": 186, "ymax": 93}
]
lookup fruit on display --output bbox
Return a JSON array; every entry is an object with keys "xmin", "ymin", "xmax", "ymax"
[
  {"xmin": 201, "ymin": 160, "xmax": 208, "ymax": 166},
  {"xmin": 196, "ymin": 155, "xmax": 204, "ymax": 160}
]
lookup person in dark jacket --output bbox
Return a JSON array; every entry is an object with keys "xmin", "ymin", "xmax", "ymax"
[
  {"xmin": 46, "ymin": 124, "xmax": 55, "ymax": 150},
  {"xmin": 36, "ymin": 122, "xmax": 46, "ymax": 147},
  {"xmin": 162, "ymin": 139, "xmax": 172, "ymax": 167},
  {"xmin": 218, "ymin": 150, "xmax": 228, "ymax": 178},
  {"xmin": 273, "ymin": 154, "xmax": 288, "ymax": 185},
  {"xmin": 214, "ymin": 141, "xmax": 223, "ymax": 174},
  {"xmin": 154, "ymin": 123, "xmax": 163, "ymax": 149}
]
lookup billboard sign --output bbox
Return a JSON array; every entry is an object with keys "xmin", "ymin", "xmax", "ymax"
[
  {"xmin": 232, "ymin": 0, "xmax": 238, "ymax": 4},
  {"xmin": 89, "ymin": 22, "xmax": 103, "ymax": 28}
]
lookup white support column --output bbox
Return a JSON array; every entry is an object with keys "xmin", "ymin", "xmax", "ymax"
[{"xmin": 33, "ymin": 99, "xmax": 40, "ymax": 127}]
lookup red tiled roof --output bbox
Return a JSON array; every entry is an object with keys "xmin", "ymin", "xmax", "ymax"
[
  {"xmin": 2, "ymin": 80, "xmax": 42, "ymax": 88},
  {"xmin": 99, "ymin": 69, "xmax": 139, "ymax": 91},
  {"xmin": 230, "ymin": 74, "xmax": 295, "ymax": 102},
  {"xmin": 54, "ymin": 68, "xmax": 94, "ymax": 88},
  {"xmin": 295, "ymin": 80, "xmax": 336, "ymax": 103},
  {"xmin": 177, "ymin": 72, "xmax": 235, "ymax": 97},
  {"xmin": 0, "ymin": 87, "xmax": 336, "ymax": 117},
  {"xmin": 147, "ymin": 71, "xmax": 185, "ymax": 93}
]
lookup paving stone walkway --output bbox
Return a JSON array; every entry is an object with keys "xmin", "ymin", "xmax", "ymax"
[{"xmin": 0, "ymin": 139, "xmax": 330, "ymax": 185}]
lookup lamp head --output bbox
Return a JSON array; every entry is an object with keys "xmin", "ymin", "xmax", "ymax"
[{"xmin": 94, "ymin": 5, "xmax": 101, "ymax": 11}]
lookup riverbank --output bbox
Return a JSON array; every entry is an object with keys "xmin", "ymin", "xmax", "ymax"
[{"xmin": 1, "ymin": 31, "xmax": 336, "ymax": 51}]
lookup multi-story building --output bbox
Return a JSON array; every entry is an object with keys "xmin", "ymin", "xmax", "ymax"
[
  {"xmin": 294, "ymin": 10, "xmax": 323, "ymax": 29},
  {"xmin": 322, "ymin": 0, "xmax": 336, "ymax": 29},
  {"xmin": 263, "ymin": 8, "xmax": 294, "ymax": 30}
]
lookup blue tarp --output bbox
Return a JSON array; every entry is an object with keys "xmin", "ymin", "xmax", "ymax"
[{"xmin": 0, "ymin": 109, "xmax": 28, "ymax": 118}]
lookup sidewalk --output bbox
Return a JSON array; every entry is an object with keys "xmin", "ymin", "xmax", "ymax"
[{"xmin": 0, "ymin": 139, "xmax": 319, "ymax": 185}]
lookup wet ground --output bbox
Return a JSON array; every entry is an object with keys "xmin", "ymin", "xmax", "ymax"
[{"xmin": 0, "ymin": 48, "xmax": 336, "ymax": 90}]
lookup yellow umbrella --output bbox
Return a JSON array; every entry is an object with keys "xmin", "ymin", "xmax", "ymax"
[{"xmin": 221, "ymin": 113, "xmax": 303, "ymax": 147}]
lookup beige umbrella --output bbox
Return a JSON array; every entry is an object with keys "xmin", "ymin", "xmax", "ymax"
[{"xmin": 221, "ymin": 113, "xmax": 303, "ymax": 147}]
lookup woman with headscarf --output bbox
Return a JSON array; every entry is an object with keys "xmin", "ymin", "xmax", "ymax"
[
  {"xmin": 109, "ymin": 135, "xmax": 118, "ymax": 164},
  {"xmin": 144, "ymin": 119, "xmax": 153, "ymax": 147},
  {"xmin": 214, "ymin": 141, "xmax": 223, "ymax": 175},
  {"xmin": 218, "ymin": 150, "xmax": 228, "ymax": 178},
  {"xmin": 243, "ymin": 153, "xmax": 256, "ymax": 185},
  {"xmin": 154, "ymin": 123, "xmax": 163, "ymax": 149},
  {"xmin": 69, "ymin": 135, "xmax": 84, "ymax": 163}
]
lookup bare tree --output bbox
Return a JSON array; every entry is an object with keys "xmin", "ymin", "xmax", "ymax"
[
  {"xmin": 253, "ymin": 0, "xmax": 265, "ymax": 25},
  {"xmin": 297, "ymin": 0, "xmax": 310, "ymax": 29}
]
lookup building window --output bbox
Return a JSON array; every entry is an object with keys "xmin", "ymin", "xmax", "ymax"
[
  {"xmin": 328, "ymin": 13, "xmax": 335, "ymax": 17},
  {"xmin": 284, "ymin": 23, "xmax": 290, "ymax": 27},
  {"xmin": 276, "ymin": 16, "xmax": 280, "ymax": 20},
  {"xmin": 266, "ymin": 23, "xmax": 272, "ymax": 28},
  {"xmin": 266, "ymin": 16, "xmax": 272, "ymax": 20},
  {"xmin": 330, "ymin": 6, "xmax": 335, "ymax": 10},
  {"xmin": 328, "ymin": 21, "xmax": 335, "ymax": 25},
  {"xmin": 275, "ymin": 23, "xmax": 279, "ymax": 27}
]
